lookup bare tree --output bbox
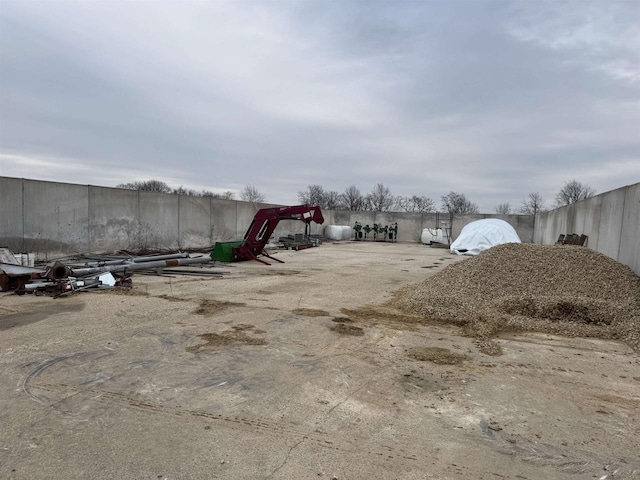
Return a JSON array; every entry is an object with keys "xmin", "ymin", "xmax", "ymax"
[
  {"xmin": 340, "ymin": 185, "xmax": 365, "ymax": 211},
  {"xmin": 173, "ymin": 186, "xmax": 198, "ymax": 196},
  {"xmin": 324, "ymin": 191, "xmax": 341, "ymax": 209},
  {"xmin": 519, "ymin": 192, "xmax": 545, "ymax": 215},
  {"xmin": 202, "ymin": 190, "xmax": 235, "ymax": 200},
  {"xmin": 219, "ymin": 191, "xmax": 236, "ymax": 200},
  {"xmin": 395, "ymin": 195, "xmax": 435, "ymax": 213},
  {"xmin": 494, "ymin": 202, "xmax": 511, "ymax": 214},
  {"xmin": 116, "ymin": 179, "xmax": 172, "ymax": 193},
  {"xmin": 441, "ymin": 191, "xmax": 479, "ymax": 214},
  {"xmin": 555, "ymin": 180, "xmax": 596, "ymax": 207},
  {"xmin": 298, "ymin": 184, "xmax": 326, "ymax": 206},
  {"xmin": 240, "ymin": 185, "xmax": 266, "ymax": 203},
  {"xmin": 366, "ymin": 183, "xmax": 395, "ymax": 212}
]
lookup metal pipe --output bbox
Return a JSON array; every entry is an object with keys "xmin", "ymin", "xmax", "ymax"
[
  {"xmin": 84, "ymin": 252, "xmax": 190, "ymax": 267},
  {"xmin": 71, "ymin": 256, "xmax": 212, "ymax": 277}
]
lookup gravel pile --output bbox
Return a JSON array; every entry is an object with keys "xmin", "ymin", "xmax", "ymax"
[{"xmin": 399, "ymin": 243, "xmax": 640, "ymax": 354}]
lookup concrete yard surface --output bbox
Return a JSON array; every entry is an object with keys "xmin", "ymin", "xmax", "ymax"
[{"xmin": 1, "ymin": 242, "xmax": 639, "ymax": 479}]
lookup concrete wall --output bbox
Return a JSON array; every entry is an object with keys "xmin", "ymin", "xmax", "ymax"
[
  {"xmin": 534, "ymin": 182, "xmax": 640, "ymax": 275},
  {"xmin": 1, "ymin": 176, "xmax": 534, "ymax": 258},
  {"xmin": 329, "ymin": 210, "xmax": 534, "ymax": 244},
  {"xmin": 0, "ymin": 177, "xmax": 344, "ymax": 257}
]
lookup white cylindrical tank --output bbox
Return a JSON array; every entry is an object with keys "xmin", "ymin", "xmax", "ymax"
[{"xmin": 421, "ymin": 228, "xmax": 443, "ymax": 244}]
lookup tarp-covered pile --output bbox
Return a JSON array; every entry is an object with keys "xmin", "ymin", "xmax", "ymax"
[{"xmin": 450, "ymin": 219, "xmax": 520, "ymax": 255}]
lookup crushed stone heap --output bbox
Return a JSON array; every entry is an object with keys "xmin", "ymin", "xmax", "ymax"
[{"xmin": 399, "ymin": 243, "xmax": 640, "ymax": 354}]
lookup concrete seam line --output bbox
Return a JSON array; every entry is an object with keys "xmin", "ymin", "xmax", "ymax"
[{"xmin": 616, "ymin": 186, "xmax": 627, "ymax": 263}]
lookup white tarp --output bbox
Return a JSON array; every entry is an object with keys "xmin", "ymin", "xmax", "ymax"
[{"xmin": 450, "ymin": 219, "xmax": 521, "ymax": 256}]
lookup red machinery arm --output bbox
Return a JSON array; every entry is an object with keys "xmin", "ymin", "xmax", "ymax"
[{"xmin": 233, "ymin": 205, "xmax": 324, "ymax": 264}]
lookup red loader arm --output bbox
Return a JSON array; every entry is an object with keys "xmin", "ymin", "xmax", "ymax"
[{"xmin": 233, "ymin": 205, "xmax": 324, "ymax": 265}]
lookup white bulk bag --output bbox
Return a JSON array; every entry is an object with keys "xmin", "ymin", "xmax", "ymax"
[
  {"xmin": 341, "ymin": 226, "xmax": 353, "ymax": 240},
  {"xmin": 325, "ymin": 225, "xmax": 345, "ymax": 240}
]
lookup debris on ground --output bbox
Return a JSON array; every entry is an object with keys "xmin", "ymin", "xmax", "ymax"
[
  {"xmin": 396, "ymin": 243, "xmax": 640, "ymax": 354},
  {"xmin": 0, "ymin": 249, "xmax": 222, "ymax": 296}
]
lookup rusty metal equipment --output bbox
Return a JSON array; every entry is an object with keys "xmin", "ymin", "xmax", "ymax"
[{"xmin": 212, "ymin": 205, "xmax": 324, "ymax": 265}]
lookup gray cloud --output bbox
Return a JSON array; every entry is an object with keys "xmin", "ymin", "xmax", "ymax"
[{"xmin": 1, "ymin": 0, "xmax": 638, "ymax": 211}]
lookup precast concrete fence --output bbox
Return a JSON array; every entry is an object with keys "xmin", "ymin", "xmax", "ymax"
[
  {"xmin": 533, "ymin": 182, "xmax": 639, "ymax": 275},
  {"xmin": 2, "ymin": 176, "xmax": 532, "ymax": 259}
]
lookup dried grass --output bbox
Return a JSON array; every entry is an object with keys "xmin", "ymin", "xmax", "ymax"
[{"xmin": 397, "ymin": 243, "xmax": 640, "ymax": 353}]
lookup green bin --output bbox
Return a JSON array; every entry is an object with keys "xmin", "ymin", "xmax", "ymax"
[{"xmin": 210, "ymin": 241, "xmax": 243, "ymax": 262}]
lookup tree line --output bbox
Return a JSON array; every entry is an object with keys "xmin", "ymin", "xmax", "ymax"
[
  {"xmin": 116, "ymin": 180, "xmax": 265, "ymax": 203},
  {"xmin": 116, "ymin": 179, "xmax": 596, "ymax": 214}
]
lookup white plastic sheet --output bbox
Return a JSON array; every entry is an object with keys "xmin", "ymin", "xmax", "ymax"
[{"xmin": 450, "ymin": 219, "xmax": 521, "ymax": 256}]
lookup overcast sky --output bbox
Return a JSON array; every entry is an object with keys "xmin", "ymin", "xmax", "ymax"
[{"xmin": 1, "ymin": 0, "xmax": 639, "ymax": 212}]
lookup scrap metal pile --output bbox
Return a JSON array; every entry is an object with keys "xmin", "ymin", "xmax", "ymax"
[{"xmin": 0, "ymin": 249, "xmax": 219, "ymax": 297}]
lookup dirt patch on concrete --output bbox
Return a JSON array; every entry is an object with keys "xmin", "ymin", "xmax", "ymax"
[
  {"xmin": 292, "ymin": 308, "xmax": 331, "ymax": 317},
  {"xmin": 331, "ymin": 317, "xmax": 353, "ymax": 323},
  {"xmin": 98, "ymin": 287, "xmax": 149, "ymax": 296},
  {"xmin": 407, "ymin": 347, "xmax": 467, "ymax": 365},
  {"xmin": 193, "ymin": 299, "xmax": 245, "ymax": 316},
  {"xmin": 340, "ymin": 305, "xmax": 424, "ymax": 330},
  {"xmin": 330, "ymin": 324, "xmax": 364, "ymax": 336},
  {"xmin": 187, "ymin": 326, "xmax": 267, "ymax": 352},
  {"xmin": 156, "ymin": 294, "xmax": 189, "ymax": 302}
]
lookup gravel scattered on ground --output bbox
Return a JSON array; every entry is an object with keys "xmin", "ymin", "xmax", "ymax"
[{"xmin": 397, "ymin": 243, "xmax": 640, "ymax": 355}]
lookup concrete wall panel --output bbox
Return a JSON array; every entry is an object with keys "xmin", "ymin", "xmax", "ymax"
[
  {"xmin": 235, "ymin": 202, "xmax": 261, "ymax": 240},
  {"xmin": 595, "ymin": 188, "xmax": 625, "ymax": 259},
  {"xmin": 516, "ymin": 215, "xmax": 535, "ymax": 243},
  {"xmin": 0, "ymin": 177, "xmax": 24, "ymax": 251},
  {"xmin": 138, "ymin": 191, "xmax": 180, "ymax": 249},
  {"xmin": 210, "ymin": 199, "xmax": 238, "ymax": 242},
  {"xmin": 580, "ymin": 195, "xmax": 602, "ymax": 249},
  {"xmin": 89, "ymin": 186, "xmax": 139, "ymax": 251},
  {"xmin": 389, "ymin": 212, "xmax": 422, "ymax": 243},
  {"xmin": 348, "ymin": 212, "xmax": 376, "ymax": 227},
  {"xmin": 178, "ymin": 195, "xmax": 212, "ymax": 247},
  {"xmin": 332, "ymin": 210, "xmax": 351, "ymax": 225},
  {"xmin": 533, "ymin": 182, "xmax": 639, "ymax": 274},
  {"xmin": 23, "ymin": 179, "xmax": 89, "ymax": 256},
  {"xmin": 618, "ymin": 183, "xmax": 640, "ymax": 275}
]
